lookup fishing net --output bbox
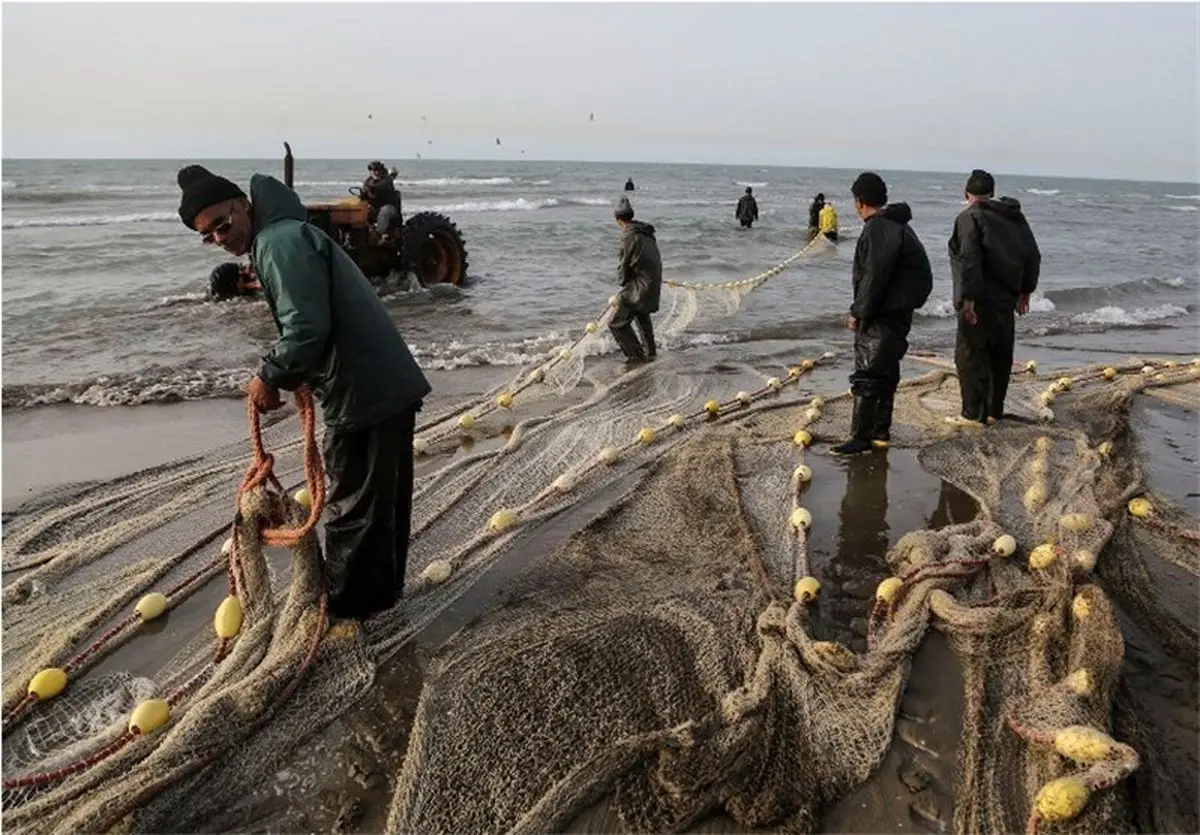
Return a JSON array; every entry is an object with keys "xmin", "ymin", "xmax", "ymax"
[{"xmin": 3, "ymin": 233, "xmax": 1197, "ymax": 834}]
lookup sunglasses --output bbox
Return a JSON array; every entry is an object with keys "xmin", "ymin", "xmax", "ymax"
[{"xmin": 200, "ymin": 213, "xmax": 235, "ymax": 245}]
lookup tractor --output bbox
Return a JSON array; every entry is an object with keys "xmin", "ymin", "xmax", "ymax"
[{"xmin": 207, "ymin": 142, "xmax": 469, "ymax": 301}]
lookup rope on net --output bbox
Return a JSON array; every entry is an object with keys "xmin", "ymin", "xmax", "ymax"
[{"xmin": 1, "ymin": 387, "xmax": 330, "ymax": 808}]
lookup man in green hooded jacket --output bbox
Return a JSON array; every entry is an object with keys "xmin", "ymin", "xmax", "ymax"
[{"xmin": 177, "ymin": 165, "xmax": 431, "ymax": 621}]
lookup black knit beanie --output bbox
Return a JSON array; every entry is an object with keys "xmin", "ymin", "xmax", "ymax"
[
  {"xmin": 965, "ymin": 169, "xmax": 995, "ymax": 197},
  {"xmin": 177, "ymin": 165, "xmax": 247, "ymax": 230},
  {"xmin": 614, "ymin": 196, "xmax": 634, "ymax": 220}
]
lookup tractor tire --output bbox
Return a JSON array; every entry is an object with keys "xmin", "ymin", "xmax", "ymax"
[{"xmin": 402, "ymin": 211, "xmax": 469, "ymax": 287}]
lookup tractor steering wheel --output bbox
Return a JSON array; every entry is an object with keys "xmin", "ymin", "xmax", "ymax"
[{"xmin": 348, "ymin": 186, "xmax": 365, "ymax": 199}]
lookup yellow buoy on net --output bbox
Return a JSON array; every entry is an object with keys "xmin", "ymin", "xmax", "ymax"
[
  {"xmin": 558, "ymin": 348, "xmax": 572, "ymax": 361},
  {"xmin": 1071, "ymin": 593, "xmax": 1091, "ymax": 620},
  {"xmin": 28, "ymin": 668, "xmax": 68, "ymax": 700},
  {"xmin": 293, "ymin": 487, "xmax": 313, "ymax": 510},
  {"xmin": 667, "ymin": 414, "xmax": 685, "ymax": 430},
  {"xmin": 804, "ymin": 408, "xmax": 821, "ymax": 423},
  {"xmin": 788, "ymin": 507, "xmax": 813, "ymax": 532},
  {"xmin": 875, "ymin": 577, "xmax": 904, "ymax": 604},
  {"xmin": 1035, "ymin": 436, "xmax": 1053, "ymax": 454},
  {"xmin": 129, "ymin": 699, "xmax": 171, "ymax": 735},
  {"xmin": 1056, "ymin": 376, "xmax": 1073, "ymax": 391},
  {"xmin": 766, "ymin": 376, "xmax": 783, "ymax": 390},
  {"xmin": 810, "ymin": 396, "xmax": 825, "ymax": 408},
  {"xmin": 529, "ymin": 368, "xmax": 545, "ymax": 383},
  {"xmin": 1072, "ymin": 549, "xmax": 1098, "ymax": 572},
  {"xmin": 736, "ymin": 390, "xmax": 752, "ymax": 405},
  {"xmin": 488, "ymin": 509, "xmax": 519, "ymax": 534},
  {"xmin": 420, "ymin": 559, "xmax": 453, "ymax": 584},
  {"xmin": 704, "ymin": 399, "xmax": 721, "ymax": 416},
  {"xmin": 1029, "ymin": 543, "xmax": 1057, "ymax": 570},
  {"xmin": 598, "ymin": 446, "xmax": 619, "ymax": 465},
  {"xmin": 1034, "ymin": 776, "xmax": 1090, "ymax": 822},
  {"xmin": 1039, "ymin": 391, "xmax": 1056, "ymax": 406},
  {"xmin": 413, "ymin": 437, "xmax": 429, "ymax": 456},
  {"xmin": 608, "ymin": 294, "xmax": 620, "ymax": 308},
  {"xmin": 585, "ymin": 321, "xmax": 599, "ymax": 334},
  {"xmin": 1066, "ymin": 668, "xmax": 1093, "ymax": 697},
  {"xmin": 214, "ymin": 596, "xmax": 244, "ymax": 639},
  {"xmin": 793, "ymin": 576, "xmax": 821, "ymax": 602},
  {"xmin": 792, "ymin": 464, "xmax": 813, "ymax": 485},
  {"xmin": 457, "ymin": 414, "xmax": 475, "ymax": 431},
  {"xmin": 1059, "ymin": 512, "xmax": 1092, "ymax": 533},
  {"xmin": 551, "ymin": 472, "xmax": 575, "ymax": 493},
  {"xmin": 991, "ymin": 534, "xmax": 1016, "ymax": 557},
  {"xmin": 1127, "ymin": 497, "xmax": 1153, "ymax": 518},
  {"xmin": 496, "ymin": 392, "xmax": 514, "ymax": 409},
  {"xmin": 1053, "ymin": 726, "xmax": 1116, "ymax": 763},
  {"xmin": 1023, "ymin": 484, "xmax": 1048, "ymax": 509},
  {"xmin": 793, "ymin": 429, "xmax": 813, "ymax": 448},
  {"xmin": 636, "ymin": 427, "xmax": 655, "ymax": 445},
  {"xmin": 788, "ymin": 366, "xmax": 803, "ymax": 378},
  {"xmin": 800, "ymin": 359, "xmax": 814, "ymax": 371},
  {"xmin": 1025, "ymin": 360, "xmax": 1038, "ymax": 373},
  {"xmin": 1102, "ymin": 367, "xmax": 1118, "ymax": 380},
  {"xmin": 136, "ymin": 592, "xmax": 169, "ymax": 622},
  {"xmin": 1097, "ymin": 441, "xmax": 1113, "ymax": 457}
]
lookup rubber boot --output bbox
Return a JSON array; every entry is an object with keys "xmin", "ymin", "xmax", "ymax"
[
  {"xmin": 832, "ymin": 396, "xmax": 877, "ymax": 455},
  {"xmin": 871, "ymin": 393, "xmax": 895, "ymax": 449},
  {"xmin": 610, "ymin": 324, "xmax": 646, "ymax": 361}
]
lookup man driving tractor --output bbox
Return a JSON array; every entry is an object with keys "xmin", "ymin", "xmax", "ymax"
[{"xmin": 362, "ymin": 161, "xmax": 401, "ymax": 238}]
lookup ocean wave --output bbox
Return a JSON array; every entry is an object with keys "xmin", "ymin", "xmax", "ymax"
[
  {"xmin": 417, "ymin": 196, "xmax": 608, "ymax": 214},
  {"xmin": 1, "ymin": 367, "xmax": 253, "ymax": 409},
  {"xmin": 917, "ymin": 293, "xmax": 1057, "ymax": 319},
  {"xmin": 1072, "ymin": 304, "xmax": 1190, "ymax": 327},
  {"xmin": 1045, "ymin": 275, "xmax": 1195, "ymax": 306},
  {"xmin": 1166, "ymin": 205, "xmax": 1198, "ymax": 212},
  {"xmin": 1025, "ymin": 188, "xmax": 1060, "ymax": 196},
  {"xmin": 736, "ymin": 181, "xmax": 767, "ymax": 187},
  {"xmin": 2, "ymin": 211, "xmax": 179, "ymax": 229},
  {"xmin": 1165, "ymin": 194, "xmax": 1200, "ymax": 201}
]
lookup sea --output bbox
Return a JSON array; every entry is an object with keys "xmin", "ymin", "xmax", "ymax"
[{"xmin": 2, "ymin": 158, "xmax": 1197, "ymax": 410}]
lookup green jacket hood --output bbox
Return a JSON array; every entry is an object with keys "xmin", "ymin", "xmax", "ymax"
[{"xmin": 250, "ymin": 174, "xmax": 306, "ymax": 234}]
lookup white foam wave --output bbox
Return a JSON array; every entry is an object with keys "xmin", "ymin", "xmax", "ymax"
[
  {"xmin": 2, "ymin": 211, "xmax": 178, "ymax": 229},
  {"xmin": 736, "ymin": 181, "xmax": 767, "ymax": 187},
  {"xmin": 1, "ymin": 180, "xmax": 14, "ymax": 188},
  {"xmin": 532, "ymin": 180, "xmax": 552, "ymax": 186},
  {"xmin": 1165, "ymin": 194, "xmax": 1200, "ymax": 201},
  {"xmin": 1167, "ymin": 205, "xmax": 1198, "ymax": 212},
  {"xmin": 1028, "ymin": 292, "xmax": 1056, "ymax": 313},
  {"xmin": 419, "ymin": 196, "xmax": 606, "ymax": 214},
  {"xmin": 917, "ymin": 292, "xmax": 1056, "ymax": 319},
  {"xmin": 1073, "ymin": 304, "xmax": 1189, "ymax": 327},
  {"xmin": 1025, "ymin": 188, "xmax": 1060, "ymax": 196},
  {"xmin": 398, "ymin": 177, "xmax": 515, "ymax": 187}
]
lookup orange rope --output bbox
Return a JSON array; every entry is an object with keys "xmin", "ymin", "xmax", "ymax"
[{"xmin": 237, "ymin": 386, "xmax": 327, "ymax": 547}]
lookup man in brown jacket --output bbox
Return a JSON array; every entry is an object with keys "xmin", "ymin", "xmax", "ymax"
[{"xmin": 609, "ymin": 197, "xmax": 663, "ymax": 363}]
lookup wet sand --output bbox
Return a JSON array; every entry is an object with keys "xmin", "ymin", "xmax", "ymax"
[{"xmin": 2, "ymin": 358, "xmax": 1196, "ymax": 833}]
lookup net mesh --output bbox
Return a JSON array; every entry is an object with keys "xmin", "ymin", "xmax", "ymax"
[{"xmin": 3, "ymin": 243, "xmax": 1197, "ymax": 834}]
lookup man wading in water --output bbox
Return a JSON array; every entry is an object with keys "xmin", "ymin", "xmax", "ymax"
[
  {"xmin": 947, "ymin": 169, "xmax": 1042, "ymax": 426},
  {"xmin": 832, "ymin": 172, "xmax": 933, "ymax": 456},
  {"xmin": 177, "ymin": 165, "xmax": 431, "ymax": 621},
  {"xmin": 609, "ymin": 197, "xmax": 663, "ymax": 364}
]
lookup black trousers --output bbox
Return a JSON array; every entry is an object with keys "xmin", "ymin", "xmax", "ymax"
[
  {"xmin": 609, "ymin": 303, "xmax": 656, "ymax": 360},
  {"xmin": 321, "ymin": 403, "xmax": 420, "ymax": 620},
  {"xmin": 850, "ymin": 312, "xmax": 913, "ymax": 399},
  {"xmin": 739, "ymin": 218, "xmax": 753, "ymax": 228},
  {"xmin": 823, "ymin": 231, "xmax": 839, "ymax": 243},
  {"xmin": 954, "ymin": 303, "xmax": 1015, "ymax": 422}
]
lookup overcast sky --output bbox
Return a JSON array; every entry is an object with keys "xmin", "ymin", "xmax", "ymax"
[{"xmin": 3, "ymin": 2, "xmax": 1197, "ymax": 181}]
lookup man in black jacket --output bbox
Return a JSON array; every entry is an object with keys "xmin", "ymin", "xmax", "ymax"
[
  {"xmin": 609, "ymin": 197, "xmax": 662, "ymax": 363},
  {"xmin": 807, "ymin": 192, "xmax": 826, "ymax": 241},
  {"xmin": 949, "ymin": 169, "xmax": 1041, "ymax": 426},
  {"xmin": 832, "ymin": 172, "xmax": 933, "ymax": 456},
  {"xmin": 735, "ymin": 187, "xmax": 759, "ymax": 228}
]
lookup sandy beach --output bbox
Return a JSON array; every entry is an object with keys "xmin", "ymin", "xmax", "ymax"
[{"xmin": 3, "ymin": 347, "xmax": 1195, "ymax": 833}]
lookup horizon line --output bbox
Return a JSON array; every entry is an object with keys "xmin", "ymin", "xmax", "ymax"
[{"xmin": 2, "ymin": 156, "xmax": 1196, "ymax": 187}]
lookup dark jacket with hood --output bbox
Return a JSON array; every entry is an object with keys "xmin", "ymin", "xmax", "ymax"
[
  {"xmin": 248, "ymin": 174, "xmax": 431, "ymax": 432},
  {"xmin": 617, "ymin": 220, "xmax": 663, "ymax": 314},
  {"xmin": 736, "ymin": 194, "xmax": 759, "ymax": 223},
  {"xmin": 850, "ymin": 203, "xmax": 933, "ymax": 321},
  {"xmin": 362, "ymin": 173, "xmax": 400, "ymax": 212},
  {"xmin": 948, "ymin": 196, "xmax": 1041, "ymax": 309},
  {"xmin": 808, "ymin": 198, "xmax": 825, "ymax": 229}
]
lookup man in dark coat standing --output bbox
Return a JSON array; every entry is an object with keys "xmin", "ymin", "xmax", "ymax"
[
  {"xmin": 948, "ymin": 169, "xmax": 1042, "ymax": 426},
  {"xmin": 609, "ymin": 197, "xmax": 662, "ymax": 363},
  {"xmin": 832, "ymin": 172, "xmax": 934, "ymax": 455},
  {"xmin": 735, "ymin": 187, "xmax": 759, "ymax": 228}
]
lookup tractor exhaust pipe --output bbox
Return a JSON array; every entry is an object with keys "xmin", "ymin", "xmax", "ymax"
[{"xmin": 283, "ymin": 142, "xmax": 294, "ymax": 189}]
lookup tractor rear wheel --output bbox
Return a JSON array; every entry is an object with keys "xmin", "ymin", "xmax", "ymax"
[{"xmin": 402, "ymin": 212, "xmax": 469, "ymax": 286}]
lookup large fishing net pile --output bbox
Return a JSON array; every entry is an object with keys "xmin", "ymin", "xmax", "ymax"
[{"xmin": 3, "ymin": 235, "xmax": 1197, "ymax": 834}]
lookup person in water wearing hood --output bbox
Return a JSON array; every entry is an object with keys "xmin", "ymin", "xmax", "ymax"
[
  {"xmin": 807, "ymin": 193, "xmax": 826, "ymax": 241},
  {"xmin": 735, "ymin": 187, "xmax": 759, "ymax": 229},
  {"xmin": 624, "ymin": 177, "xmax": 636, "ymax": 192},
  {"xmin": 819, "ymin": 200, "xmax": 839, "ymax": 242},
  {"xmin": 948, "ymin": 169, "xmax": 1041, "ymax": 426},
  {"xmin": 177, "ymin": 165, "xmax": 431, "ymax": 621},
  {"xmin": 362, "ymin": 161, "xmax": 401, "ymax": 236},
  {"xmin": 609, "ymin": 197, "xmax": 662, "ymax": 363},
  {"xmin": 833, "ymin": 172, "xmax": 933, "ymax": 456}
]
